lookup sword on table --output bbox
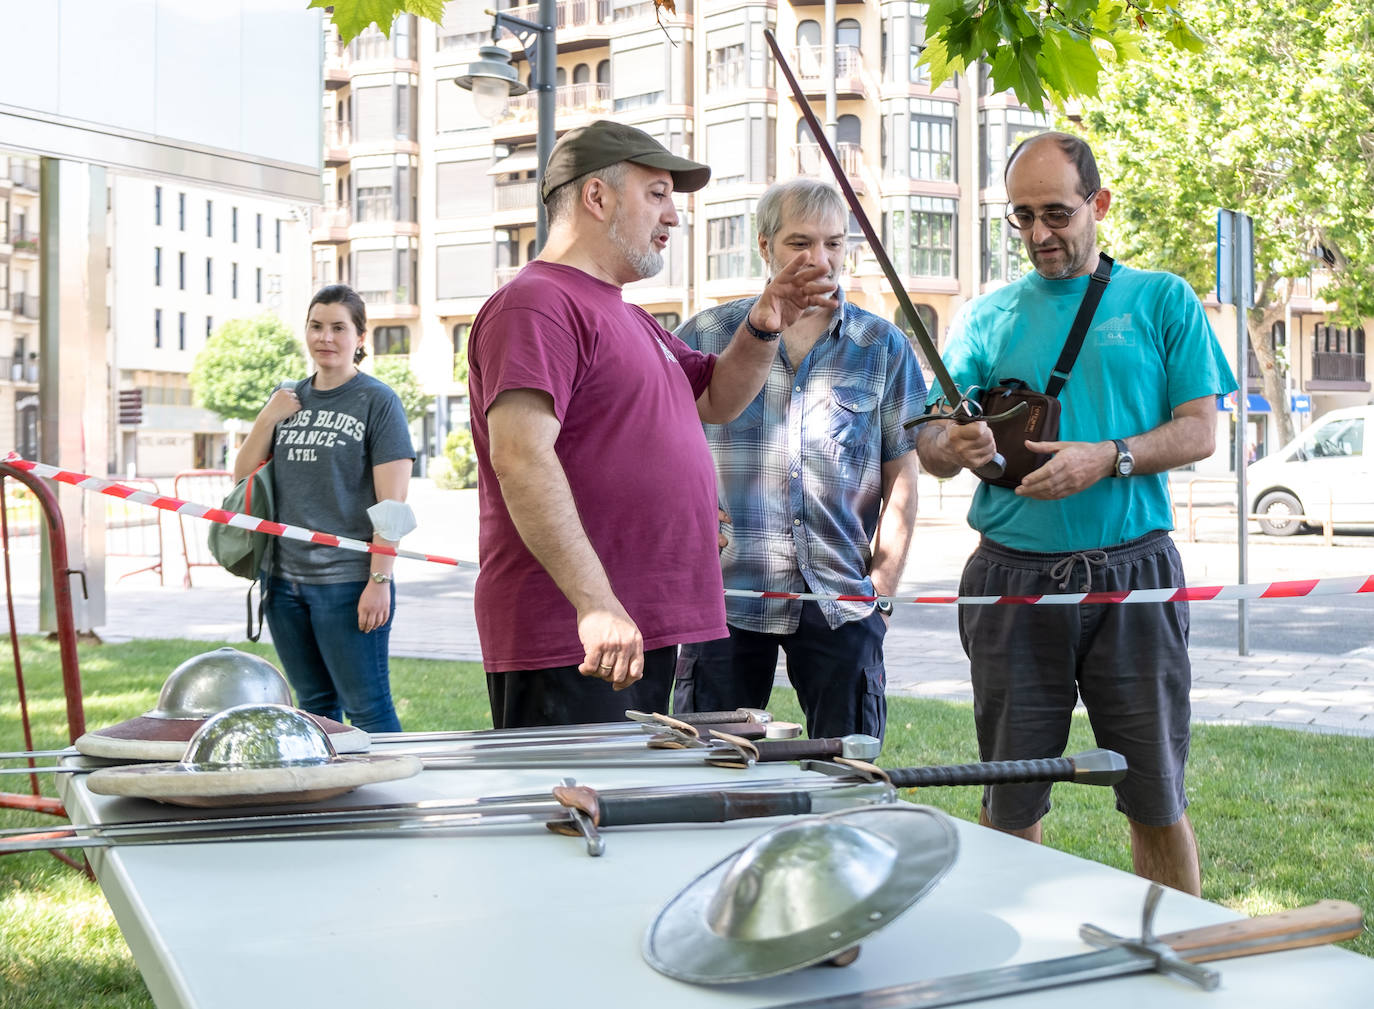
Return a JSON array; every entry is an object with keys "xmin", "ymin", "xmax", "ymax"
[
  {"xmin": 761, "ymin": 28, "xmax": 1022, "ymax": 477},
  {"xmin": 759, "ymin": 883, "xmax": 1364, "ymax": 1007},
  {"xmin": 0, "ymin": 749, "xmax": 1126, "ymax": 857},
  {"xmin": 2, "ymin": 730, "xmax": 872, "ymax": 775}
]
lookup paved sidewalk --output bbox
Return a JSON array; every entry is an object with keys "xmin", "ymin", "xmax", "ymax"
[{"xmin": 9, "ymin": 474, "xmax": 1374, "ymax": 737}]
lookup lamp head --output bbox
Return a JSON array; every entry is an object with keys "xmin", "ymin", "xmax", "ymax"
[{"xmin": 456, "ymin": 45, "xmax": 528, "ymax": 124}]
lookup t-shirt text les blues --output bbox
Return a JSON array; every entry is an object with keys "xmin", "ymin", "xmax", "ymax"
[{"xmin": 277, "ymin": 408, "xmax": 367, "ymax": 461}]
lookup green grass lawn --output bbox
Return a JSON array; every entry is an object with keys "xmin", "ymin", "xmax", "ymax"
[{"xmin": 2, "ymin": 636, "xmax": 1372, "ymax": 1008}]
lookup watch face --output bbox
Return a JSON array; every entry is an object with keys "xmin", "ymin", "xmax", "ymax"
[{"xmin": 1118, "ymin": 455, "xmax": 1134, "ymax": 477}]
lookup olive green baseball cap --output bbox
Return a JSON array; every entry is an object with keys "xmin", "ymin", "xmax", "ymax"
[{"xmin": 540, "ymin": 120, "xmax": 711, "ymax": 203}]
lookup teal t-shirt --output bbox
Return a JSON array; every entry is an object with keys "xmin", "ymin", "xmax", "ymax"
[{"xmin": 943, "ymin": 260, "xmax": 1237, "ymax": 552}]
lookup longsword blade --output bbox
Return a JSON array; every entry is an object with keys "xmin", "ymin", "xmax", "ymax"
[{"xmin": 765, "ymin": 947, "xmax": 1152, "ymax": 1009}]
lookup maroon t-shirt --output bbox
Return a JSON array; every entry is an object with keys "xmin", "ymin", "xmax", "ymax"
[{"xmin": 468, "ymin": 260, "xmax": 728, "ymax": 671}]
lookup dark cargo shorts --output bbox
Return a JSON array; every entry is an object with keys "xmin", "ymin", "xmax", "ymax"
[{"xmin": 958, "ymin": 530, "xmax": 1191, "ymax": 830}]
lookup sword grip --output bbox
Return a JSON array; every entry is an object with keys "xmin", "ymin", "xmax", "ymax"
[
  {"xmin": 750, "ymin": 737, "xmax": 842, "ymax": 763},
  {"xmin": 669, "ymin": 710, "xmax": 762, "ymax": 726},
  {"xmin": 1152, "ymin": 900, "xmax": 1365, "ymax": 962},
  {"xmin": 886, "ymin": 755, "xmax": 1081, "ymax": 790},
  {"xmin": 971, "ymin": 452, "xmax": 1007, "ymax": 481},
  {"xmin": 595, "ymin": 790, "xmax": 813, "ymax": 828}
]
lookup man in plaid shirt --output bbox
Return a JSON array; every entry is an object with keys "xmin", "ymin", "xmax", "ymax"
[{"xmin": 673, "ymin": 179, "xmax": 928, "ymax": 740}]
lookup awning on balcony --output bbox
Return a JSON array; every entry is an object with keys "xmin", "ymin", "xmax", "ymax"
[
  {"xmin": 1217, "ymin": 392, "xmax": 1312, "ymax": 414},
  {"xmin": 487, "ymin": 150, "xmax": 540, "ymax": 176}
]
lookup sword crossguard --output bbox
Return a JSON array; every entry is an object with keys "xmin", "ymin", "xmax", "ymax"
[{"xmin": 1079, "ymin": 884, "xmax": 1222, "ymax": 991}]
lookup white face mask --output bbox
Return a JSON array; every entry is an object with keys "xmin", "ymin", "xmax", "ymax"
[{"xmin": 366, "ymin": 499, "xmax": 417, "ymax": 542}]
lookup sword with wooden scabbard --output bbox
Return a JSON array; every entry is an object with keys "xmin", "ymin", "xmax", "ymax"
[
  {"xmin": 760, "ymin": 883, "xmax": 1363, "ymax": 1008},
  {"xmin": 0, "ymin": 749, "xmax": 1126, "ymax": 857}
]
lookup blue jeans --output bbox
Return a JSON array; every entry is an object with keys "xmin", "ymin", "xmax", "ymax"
[{"xmin": 263, "ymin": 576, "xmax": 402, "ymax": 733}]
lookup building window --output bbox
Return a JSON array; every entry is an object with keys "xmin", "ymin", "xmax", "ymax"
[
  {"xmin": 1311, "ymin": 324, "xmax": 1367, "ymax": 382},
  {"xmin": 373, "ymin": 325, "xmax": 410, "ymax": 356},
  {"xmin": 353, "ymin": 80, "xmax": 417, "ymax": 143},
  {"xmin": 706, "ymin": 43, "xmax": 746, "ymax": 93},
  {"xmin": 979, "ymin": 108, "xmax": 1050, "ymax": 189},
  {"xmin": 256, "ymin": 213, "xmax": 263, "ymax": 249},
  {"xmin": 910, "ymin": 106, "xmax": 956, "ymax": 181},
  {"xmin": 154, "ymin": 247, "xmax": 162, "ymax": 286},
  {"xmin": 256, "ymin": 267, "xmax": 263, "ymax": 302},
  {"xmin": 231, "ymin": 263, "xmax": 239, "ymax": 299},
  {"xmin": 206, "ymin": 316, "xmax": 213, "ymax": 339},
  {"xmin": 178, "ymin": 192, "xmax": 185, "ymax": 231},
  {"xmin": 436, "ymin": 244, "xmax": 490, "ymax": 299},
  {"xmin": 885, "ymin": 197, "xmax": 957, "ymax": 278},
  {"xmin": 178, "ymin": 311, "xmax": 186, "ymax": 350},
  {"xmin": 612, "ymin": 43, "xmax": 666, "ymax": 111},
  {"xmin": 178, "ymin": 252, "xmax": 186, "ymax": 290},
  {"xmin": 154, "ymin": 308, "xmax": 162, "ymax": 348},
  {"xmin": 437, "ymin": 160, "xmax": 493, "ymax": 219},
  {"xmin": 154, "ymin": 186, "xmax": 162, "ymax": 225},
  {"xmin": 453, "ymin": 322, "xmax": 469, "ymax": 358},
  {"xmin": 206, "ymin": 199, "xmax": 213, "ymax": 237},
  {"xmin": 894, "ymin": 304, "xmax": 938, "ymax": 366},
  {"xmin": 653, "ymin": 311, "xmax": 681, "ymax": 332},
  {"xmin": 707, "ymin": 214, "xmax": 750, "ymax": 280},
  {"xmin": 205, "ymin": 257, "xmax": 213, "ymax": 295},
  {"xmin": 275, "ymin": 219, "xmax": 282, "ymax": 254},
  {"xmin": 232, "ymin": 207, "xmax": 238, "ymax": 242},
  {"xmin": 980, "ymin": 206, "xmax": 1027, "ymax": 285}
]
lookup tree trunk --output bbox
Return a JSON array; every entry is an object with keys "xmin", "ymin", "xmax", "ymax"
[{"xmin": 1248, "ymin": 302, "xmax": 1296, "ymax": 448}]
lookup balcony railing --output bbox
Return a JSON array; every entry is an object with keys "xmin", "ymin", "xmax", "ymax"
[
  {"xmin": 611, "ymin": 1, "xmax": 656, "ymax": 22},
  {"xmin": 494, "ymin": 265, "xmax": 523, "ymax": 287},
  {"xmin": 11, "ymin": 292, "xmax": 37, "ymax": 319},
  {"xmin": 358, "ymin": 287, "xmax": 415, "ymax": 307},
  {"xmin": 11, "ymin": 232, "xmax": 39, "ymax": 254},
  {"xmin": 10, "ymin": 165, "xmax": 39, "ymax": 190},
  {"xmin": 792, "ymin": 44, "xmax": 863, "ymax": 83},
  {"xmin": 506, "ymin": 0, "xmax": 614, "ymax": 29},
  {"xmin": 793, "ymin": 142, "xmax": 863, "ymax": 179},
  {"xmin": 310, "ymin": 204, "xmax": 352, "ymax": 230},
  {"xmin": 506, "ymin": 82, "xmax": 612, "ymax": 122},
  {"xmin": 0, "ymin": 357, "xmax": 39, "ymax": 383},
  {"xmin": 495, "ymin": 179, "xmax": 538, "ymax": 212},
  {"xmin": 0, "ymin": 221, "xmax": 7, "ymax": 243},
  {"xmin": 324, "ymin": 120, "xmax": 351, "ymax": 148},
  {"xmin": 1311, "ymin": 351, "xmax": 1366, "ymax": 382}
]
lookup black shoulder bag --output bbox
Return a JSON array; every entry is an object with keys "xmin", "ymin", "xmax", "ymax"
[{"xmin": 978, "ymin": 253, "xmax": 1114, "ymax": 489}]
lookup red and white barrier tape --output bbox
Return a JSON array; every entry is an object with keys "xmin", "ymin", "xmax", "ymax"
[
  {"xmin": 3, "ymin": 455, "xmax": 474, "ymax": 570},
  {"xmin": 7, "ymin": 455, "xmax": 1373, "ymax": 605}
]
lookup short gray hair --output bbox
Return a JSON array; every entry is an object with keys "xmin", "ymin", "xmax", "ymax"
[
  {"xmin": 545, "ymin": 161, "xmax": 631, "ymax": 225},
  {"xmin": 756, "ymin": 178, "xmax": 848, "ymax": 247}
]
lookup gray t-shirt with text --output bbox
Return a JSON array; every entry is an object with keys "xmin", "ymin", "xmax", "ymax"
[{"xmin": 269, "ymin": 371, "xmax": 414, "ymax": 583}]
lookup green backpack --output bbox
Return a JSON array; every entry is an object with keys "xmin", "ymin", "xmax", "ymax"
[{"xmin": 207, "ymin": 457, "xmax": 275, "ymax": 579}]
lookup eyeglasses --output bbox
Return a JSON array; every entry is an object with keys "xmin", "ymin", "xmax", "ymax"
[{"xmin": 1004, "ymin": 190, "xmax": 1099, "ymax": 231}]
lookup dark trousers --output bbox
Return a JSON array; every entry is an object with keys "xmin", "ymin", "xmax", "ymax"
[
  {"xmin": 485, "ymin": 646, "xmax": 676, "ymax": 729},
  {"xmin": 673, "ymin": 601, "xmax": 888, "ymax": 741}
]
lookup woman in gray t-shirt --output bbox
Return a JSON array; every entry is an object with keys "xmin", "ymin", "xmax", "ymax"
[{"xmin": 233, "ymin": 285, "xmax": 415, "ymax": 732}]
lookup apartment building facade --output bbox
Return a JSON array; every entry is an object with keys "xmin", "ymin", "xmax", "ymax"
[
  {"xmin": 0, "ymin": 155, "xmax": 42, "ymax": 463},
  {"xmin": 313, "ymin": 2, "xmax": 1368, "ymax": 467},
  {"xmin": 110, "ymin": 176, "xmax": 312, "ymax": 476}
]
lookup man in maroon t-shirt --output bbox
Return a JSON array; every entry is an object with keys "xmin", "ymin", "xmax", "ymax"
[{"xmin": 468, "ymin": 120, "xmax": 840, "ymax": 727}]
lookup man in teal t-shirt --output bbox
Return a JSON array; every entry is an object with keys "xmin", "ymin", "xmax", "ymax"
[{"xmin": 916, "ymin": 132, "xmax": 1236, "ymax": 897}]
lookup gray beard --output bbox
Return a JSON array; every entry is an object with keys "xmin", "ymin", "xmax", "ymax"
[{"xmin": 609, "ymin": 215, "xmax": 664, "ymax": 280}]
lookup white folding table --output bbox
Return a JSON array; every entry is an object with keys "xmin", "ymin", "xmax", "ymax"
[{"xmin": 58, "ymin": 754, "xmax": 1374, "ymax": 1008}]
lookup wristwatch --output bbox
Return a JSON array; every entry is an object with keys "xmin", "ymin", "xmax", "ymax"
[
  {"xmin": 875, "ymin": 599, "xmax": 894, "ymax": 617},
  {"xmin": 370, "ymin": 571, "xmax": 393, "ymax": 584},
  {"xmin": 1111, "ymin": 438, "xmax": 1135, "ymax": 478},
  {"xmin": 744, "ymin": 316, "xmax": 782, "ymax": 342}
]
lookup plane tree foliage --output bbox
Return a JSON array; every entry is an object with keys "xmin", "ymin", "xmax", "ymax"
[{"xmin": 1076, "ymin": 0, "xmax": 1374, "ymax": 444}]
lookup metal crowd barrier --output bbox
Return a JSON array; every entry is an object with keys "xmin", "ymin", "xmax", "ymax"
[
  {"xmin": 172, "ymin": 469, "xmax": 234, "ymax": 588},
  {"xmin": 107, "ymin": 477, "xmax": 165, "ymax": 585},
  {"xmin": 0, "ymin": 460, "xmax": 88, "ymax": 872}
]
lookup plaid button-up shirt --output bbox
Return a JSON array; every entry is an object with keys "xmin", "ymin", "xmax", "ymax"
[{"xmin": 678, "ymin": 293, "xmax": 928, "ymax": 633}]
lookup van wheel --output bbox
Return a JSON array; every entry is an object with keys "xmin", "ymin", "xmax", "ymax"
[{"xmin": 1256, "ymin": 490, "xmax": 1305, "ymax": 536}]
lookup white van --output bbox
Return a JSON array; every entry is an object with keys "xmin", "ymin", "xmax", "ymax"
[{"xmin": 1247, "ymin": 405, "xmax": 1374, "ymax": 535}]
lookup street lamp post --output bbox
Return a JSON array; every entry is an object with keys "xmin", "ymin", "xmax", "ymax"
[{"xmin": 456, "ymin": 1, "xmax": 557, "ymax": 251}]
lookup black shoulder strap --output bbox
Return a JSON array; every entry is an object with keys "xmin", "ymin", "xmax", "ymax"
[{"xmin": 1044, "ymin": 253, "xmax": 1114, "ymax": 399}]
